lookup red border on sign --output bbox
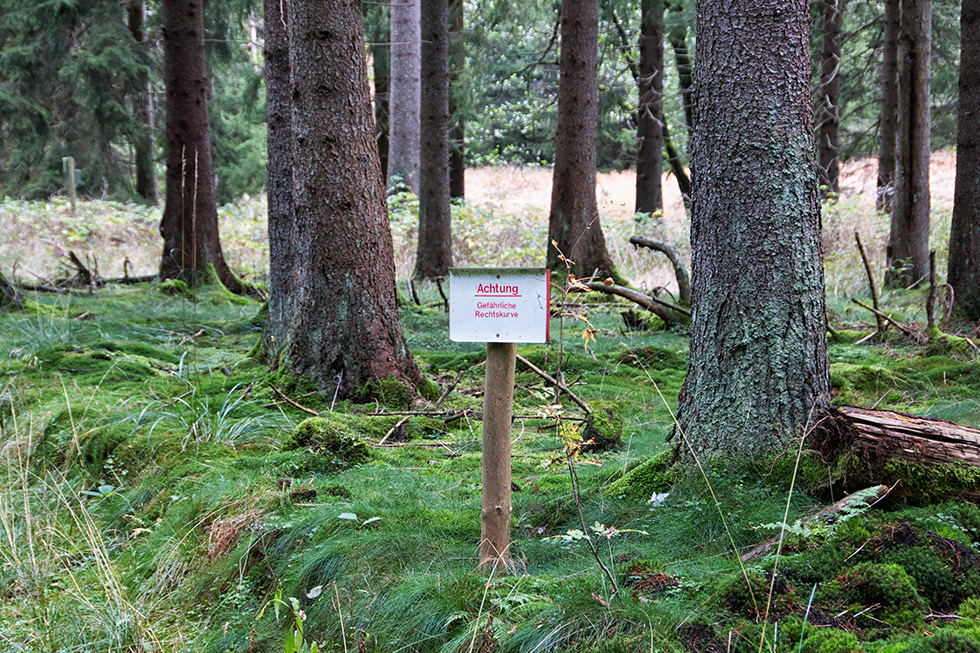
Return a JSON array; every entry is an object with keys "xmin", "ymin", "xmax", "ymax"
[{"xmin": 546, "ymin": 269, "xmax": 551, "ymax": 341}]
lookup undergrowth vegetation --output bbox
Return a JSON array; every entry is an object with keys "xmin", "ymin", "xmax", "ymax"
[{"xmin": 0, "ymin": 270, "xmax": 978, "ymax": 652}]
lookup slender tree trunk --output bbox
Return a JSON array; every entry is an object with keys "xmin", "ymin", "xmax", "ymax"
[
  {"xmin": 281, "ymin": 0, "xmax": 422, "ymax": 395},
  {"xmin": 127, "ymin": 1, "xmax": 158, "ymax": 205},
  {"xmin": 817, "ymin": 0, "xmax": 843, "ymax": 198},
  {"xmin": 415, "ymin": 0, "xmax": 453, "ymax": 280},
  {"xmin": 159, "ymin": 0, "xmax": 242, "ymax": 293},
  {"xmin": 448, "ymin": 0, "xmax": 465, "ymax": 199},
  {"xmin": 366, "ymin": 3, "xmax": 391, "ymax": 180},
  {"xmin": 389, "ymin": 0, "xmax": 421, "ymax": 192},
  {"xmin": 877, "ymin": 0, "xmax": 899, "ymax": 211},
  {"xmin": 265, "ymin": 0, "xmax": 294, "ymax": 367},
  {"xmin": 666, "ymin": 2, "xmax": 694, "ymax": 135},
  {"xmin": 885, "ymin": 0, "xmax": 931, "ymax": 287},
  {"xmin": 635, "ymin": 0, "xmax": 664, "ymax": 215},
  {"xmin": 948, "ymin": 1, "xmax": 980, "ymax": 318},
  {"xmin": 547, "ymin": 0, "xmax": 615, "ymax": 279},
  {"xmin": 677, "ymin": 0, "xmax": 829, "ymax": 459}
]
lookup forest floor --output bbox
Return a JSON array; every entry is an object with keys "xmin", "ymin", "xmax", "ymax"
[{"xmin": 2, "ymin": 154, "xmax": 980, "ymax": 652}]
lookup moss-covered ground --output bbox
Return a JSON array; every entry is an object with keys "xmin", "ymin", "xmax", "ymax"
[{"xmin": 2, "ymin": 282, "xmax": 980, "ymax": 652}]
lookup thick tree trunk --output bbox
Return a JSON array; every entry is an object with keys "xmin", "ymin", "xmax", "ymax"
[
  {"xmin": 635, "ymin": 0, "xmax": 664, "ymax": 215},
  {"xmin": 264, "ymin": 0, "xmax": 295, "ymax": 367},
  {"xmin": 281, "ymin": 0, "xmax": 423, "ymax": 396},
  {"xmin": 127, "ymin": 1, "xmax": 158, "ymax": 205},
  {"xmin": 546, "ymin": 0, "xmax": 615, "ymax": 279},
  {"xmin": 388, "ymin": 0, "xmax": 421, "ymax": 192},
  {"xmin": 877, "ymin": 0, "xmax": 899, "ymax": 211},
  {"xmin": 448, "ymin": 0, "xmax": 465, "ymax": 199},
  {"xmin": 676, "ymin": 0, "xmax": 829, "ymax": 459},
  {"xmin": 366, "ymin": 3, "xmax": 391, "ymax": 180},
  {"xmin": 159, "ymin": 0, "xmax": 241, "ymax": 293},
  {"xmin": 885, "ymin": 0, "xmax": 931, "ymax": 288},
  {"xmin": 948, "ymin": 1, "xmax": 980, "ymax": 319},
  {"xmin": 415, "ymin": 0, "xmax": 453, "ymax": 280},
  {"xmin": 817, "ymin": 0, "xmax": 842, "ymax": 198}
]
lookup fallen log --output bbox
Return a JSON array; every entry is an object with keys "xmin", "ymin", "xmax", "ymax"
[
  {"xmin": 581, "ymin": 281, "xmax": 690, "ymax": 326},
  {"xmin": 810, "ymin": 405, "xmax": 980, "ymax": 503},
  {"xmin": 628, "ymin": 236, "xmax": 691, "ymax": 305}
]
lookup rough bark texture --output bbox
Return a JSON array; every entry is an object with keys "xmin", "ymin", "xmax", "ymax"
[
  {"xmin": 885, "ymin": 0, "xmax": 931, "ymax": 287},
  {"xmin": 817, "ymin": 0, "xmax": 842, "ymax": 197},
  {"xmin": 388, "ymin": 0, "xmax": 421, "ymax": 192},
  {"xmin": 448, "ymin": 0, "xmax": 465, "ymax": 199},
  {"xmin": 127, "ymin": 1, "xmax": 158, "ymax": 205},
  {"xmin": 877, "ymin": 0, "xmax": 899, "ymax": 210},
  {"xmin": 415, "ymin": 0, "xmax": 453, "ymax": 280},
  {"xmin": 676, "ymin": 0, "xmax": 829, "ymax": 459},
  {"xmin": 546, "ymin": 0, "xmax": 615, "ymax": 278},
  {"xmin": 159, "ymin": 0, "xmax": 241, "ymax": 292},
  {"xmin": 635, "ymin": 0, "xmax": 664, "ymax": 215},
  {"xmin": 264, "ymin": 0, "xmax": 295, "ymax": 366},
  {"xmin": 282, "ymin": 0, "xmax": 422, "ymax": 396},
  {"xmin": 948, "ymin": 1, "xmax": 980, "ymax": 319}
]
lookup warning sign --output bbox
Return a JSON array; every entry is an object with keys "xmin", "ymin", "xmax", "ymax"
[{"xmin": 449, "ymin": 268, "xmax": 550, "ymax": 343}]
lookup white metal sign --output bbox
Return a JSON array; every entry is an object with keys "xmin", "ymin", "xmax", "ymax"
[{"xmin": 449, "ymin": 268, "xmax": 550, "ymax": 343}]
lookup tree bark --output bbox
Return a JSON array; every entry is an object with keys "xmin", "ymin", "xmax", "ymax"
[
  {"xmin": 0, "ymin": 271, "xmax": 21, "ymax": 309},
  {"xmin": 877, "ymin": 0, "xmax": 899, "ymax": 211},
  {"xmin": 415, "ymin": 0, "xmax": 453, "ymax": 280},
  {"xmin": 265, "ymin": 0, "xmax": 295, "ymax": 367},
  {"xmin": 948, "ymin": 0, "xmax": 980, "ymax": 319},
  {"xmin": 448, "ymin": 0, "xmax": 465, "ymax": 199},
  {"xmin": 635, "ymin": 0, "xmax": 665, "ymax": 215},
  {"xmin": 280, "ymin": 0, "xmax": 423, "ymax": 396},
  {"xmin": 666, "ymin": 1, "xmax": 694, "ymax": 136},
  {"xmin": 126, "ymin": 1, "xmax": 158, "ymax": 205},
  {"xmin": 817, "ymin": 0, "xmax": 843, "ymax": 198},
  {"xmin": 676, "ymin": 0, "xmax": 829, "ymax": 459},
  {"xmin": 388, "ymin": 0, "xmax": 421, "ymax": 192},
  {"xmin": 885, "ymin": 0, "xmax": 931, "ymax": 288},
  {"xmin": 546, "ymin": 0, "xmax": 615, "ymax": 279},
  {"xmin": 159, "ymin": 0, "xmax": 242, "ymax": 293}
]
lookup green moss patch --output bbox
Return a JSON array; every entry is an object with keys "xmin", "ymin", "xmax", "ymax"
[{"xmin": 285, "ymin": 416, "xmax": 371, "ymax": 466}]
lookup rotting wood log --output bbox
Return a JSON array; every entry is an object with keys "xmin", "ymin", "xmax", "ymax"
[
  {"xmin": 813, "ymin": 405, "xmax": 980, "ymax": 502},
  {"xmin": 628, "ymin": 236, "xmax": 691, "ymax": 305},
  {"xmin": 581, "ymin": 281, "xmax": 690, "ymax": 325}
]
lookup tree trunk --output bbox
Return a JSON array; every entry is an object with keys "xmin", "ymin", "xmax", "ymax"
[
  {"xmin": 885, "ymin": 0, "xmax": 931, "ymax": 288},
  {"xmin": 264, "ymin": 0, "xmax": 295, "ymax": 367},
  {"xmin": 159, "ymin": 0, "xmax": 241, "ymax": 293},
  {"xmin": 635, "ymin": 0, "xmax": 664, "ymax": 215},
  {"xmin": 948, "ymin": 1, "xmax": 980, "ymax": 319},
  {"xmin": 877, "ymin": 0, "xmax": 899, "ymax": 211},
  {"xmin": 388, "ymin": 0, "xmax": 421, "ymax": 193},
  {"xmin": 676, "ymin": 0, "xmax": 829, "ymax": 459},
  {"xmin": 281, "ymin": 0, "xmax": 423, "ymax": 396},
  {"xmin": 127, "ymin": 1, "xmax": 158, "ymax": 205},
  {"xmin": 817, "ymin": 0, "xmax": 843, "ymax": 198},
  {"xmin": 0, "ymin": 271, "xmax": 21, "ymax": 309},
  {"xmin": 415, "ymin": 0, "xmax": 453, "ymax": 280},
  {"xmin": 546, "ymin": 0, "xmax": 615, "ymax": 279},
  {"xmin": 366, "ymin": 3, "xmax": 391, "ymax": 181},
  {"xmin": 448, "ymin": 0, "xmax": 465, "ymax": 199},
  {"xmin": 666, "ymin": 1, "xmax": 694, "ymax": 135}
]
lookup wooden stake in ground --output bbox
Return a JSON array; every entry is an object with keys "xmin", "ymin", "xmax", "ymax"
[{"xmin": 480, "ymin": 342, "xmax": 516, "ymax": 571}]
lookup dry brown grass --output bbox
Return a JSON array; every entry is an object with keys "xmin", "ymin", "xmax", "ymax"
[{"xmin": 0, "ymin": 152, "xmax": 956, "ymax": 296}]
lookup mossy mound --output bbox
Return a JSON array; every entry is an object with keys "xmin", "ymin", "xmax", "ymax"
[
  {"xmin": 830, "ymin": 363, "xmax": 907, "ymax": 405},
  {"xmin": 285, "ymin": 416, "xmax": 370, "ymax": 466},
  {"xmin": 604, "ymin": 450, "xmax": 675, "ymax": 500},
  {"xmin": 617, "ymin": 345, "xmax": 687, "ymax": 369},
  {"xmin": 35, "ymin": 346, "xmax": 160, "ymax": 387},
  {"xmin": 354, "ymin": 376, "xmax": 417, "ymax": 409},
  {"xmin": 581, "ymin": 403, "xmax": 623, "ymax": 451}
]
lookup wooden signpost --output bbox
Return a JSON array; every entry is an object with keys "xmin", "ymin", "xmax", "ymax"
[{"xmin": 449, "ymin": 268, "xmax": 550, "ymax": 571}]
